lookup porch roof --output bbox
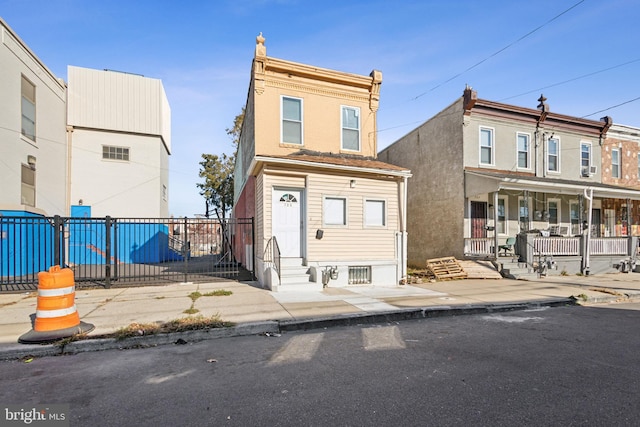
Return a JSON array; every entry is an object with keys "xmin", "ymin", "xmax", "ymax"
[
  {"xmin": 252, "ymin": 151, "xmax": 412, "ymax": 178},
  {"xmin": 465, "ymin": 169, "xmax": 640, "ymax": 200}
]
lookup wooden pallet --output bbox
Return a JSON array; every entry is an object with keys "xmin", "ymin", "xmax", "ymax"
[{"xmin": 426, "ymin": 257, "xmax": 468, "ymax": 281}]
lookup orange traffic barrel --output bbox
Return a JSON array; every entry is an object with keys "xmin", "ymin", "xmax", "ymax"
[{"xmin": 19, "ymin": 266, "xmax": 94, "ymax": 344}]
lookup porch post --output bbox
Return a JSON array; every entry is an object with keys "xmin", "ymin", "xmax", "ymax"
[
  {"xmin": 627, "ymin": 198, "xmax": 633, "ymax": 257},
  {"xmin": 493, "ymin": 191, "xmax": 499, "ymax": 259}
]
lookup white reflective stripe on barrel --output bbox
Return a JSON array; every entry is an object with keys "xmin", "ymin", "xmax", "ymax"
[
  {"xmin": 36, "ymin": 305, "xmax": 77, "ymax": 318},
  {"xmin": 38, "ymin": 286, "xmax": 75, "ymax": 297}
]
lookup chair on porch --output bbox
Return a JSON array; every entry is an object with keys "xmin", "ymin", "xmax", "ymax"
[{"xmin": 499, "ymin": 237, "xmax": 516, "ymax": 256}]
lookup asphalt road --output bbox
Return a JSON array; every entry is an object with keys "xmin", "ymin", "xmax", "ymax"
[{"xmin": 1, "ymin": 303, "xmax": 639, "ymax": 426}]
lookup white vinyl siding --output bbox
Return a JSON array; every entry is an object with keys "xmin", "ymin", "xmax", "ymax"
[
  {"xmin": 480, "ymin": 127, "xmax": 494, "ymax": 165},
  {"xmin": 341, "ymin": 106, "xmax": 360, "ymax": 151},
  {"xmin": 281, "ymin": 96, "xmax": 303, "ymax": 145}
]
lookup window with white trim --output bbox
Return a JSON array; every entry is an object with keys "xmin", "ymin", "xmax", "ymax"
[
  {"xmin": 612, "ymin": 148, "xmax": 620, "ymax": 178},
  {"xmin": 341, "ymin": 106, "xmax": 360, "ymax": 151},
  {"xmin": 547, "ymin": 137, "xmax": 560, "ymax": 172},
  {"xmin": 365, "ymin": 199, "xmax": 385, "ymax": 227},
  {"xmin": 581, "ymin": 142, "xmax": 591, "ymax": 175},
  {"xmin": 480, "ymin": 127, "xmax": 494, "ymax": 165},
  {"xmin": 323, "ymin": 196, "xmax": 346, "ymax": 226},
  {"xmin": 21, "ymin": 163, "xmax": 36, "ymax": 206},
  {"xmin": 21, "ymin": 75, "xmax": 36, "ymax": 142},
  {"xmin": 282, "ymin": 96, "xmax": 303, "ymax": 145},
  {"xmin": 103, "ymin": 145, "xmax": 130, "ymax": 161},
  {"xmin": 517, "ymin": 133, "xmax": 530, "ymax": 169}
]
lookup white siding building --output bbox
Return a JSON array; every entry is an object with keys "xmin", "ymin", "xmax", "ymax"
[
  {"xmin": 0, "ymin": 18, "xmax": 67, "ymax": 216},
  {"xmin": 67, "ymin": 66, "xmax": 171, "ymax": 217}
]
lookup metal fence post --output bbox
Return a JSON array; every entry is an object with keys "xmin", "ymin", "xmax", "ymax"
[
  {"xmin": 53, "ymin": 215, "xmax": 62, "ymax": 267},
  {"xmin": 105, "ymin": 216, "xmax": 112, "ymax": 288},
  {"xmin": 183, "ymin": 216, "xmax": 189, "ymax": 283}
]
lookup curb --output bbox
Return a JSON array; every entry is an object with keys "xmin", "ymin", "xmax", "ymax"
[{"xmin": 0, "ymin": 298, "xmax": 576, "ymax": 361}]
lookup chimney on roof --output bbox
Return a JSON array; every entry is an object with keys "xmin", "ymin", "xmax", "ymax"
[{"xmin": 463, "ymin": 84, "xmax": 477, "ymax": 113}]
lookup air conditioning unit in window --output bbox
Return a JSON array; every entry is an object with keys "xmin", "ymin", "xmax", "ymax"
[
  {"xmin": 582, "ymin": 166, "xmax": 597, "ymax": 177},
  {"xmin": 590, "ymin": 165, "xmax": 597, "ymax": 174}
]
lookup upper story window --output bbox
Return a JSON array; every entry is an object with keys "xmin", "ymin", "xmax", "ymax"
[
  {"xmin": 341, "ymin": 106, "xmax": 360, "ymax": 151},
  {"xmin": 547, "ymin": 137, "xmax": 560, "ymax": 173},
  {"xmin": 21, "ymin": 75, "xmax": 36, "ymax": 142},
  {"xmin": 281, "ymin": 96, "xmax": 303, "ymax": 145},
  {"xmin": 637, "ymin": 152, "xmax": 640, "ymax": 180},
  {"xmin": 612, "ymin": 147, "xmax": 620, "ymax": 178},
  {"xmin": 581, "ymin": 142, "xmax": 592, "ymax": 176},
  {"xmin": 480, "ymin": 127, "xmax": 494, "ymax": 165},
  {"xmin": 103, "ymin": 145, "xmax": 130, "ymax": 161},
  {"xmin": 517, "ymin": 133, "xmax": 530, "ymax": 169}
]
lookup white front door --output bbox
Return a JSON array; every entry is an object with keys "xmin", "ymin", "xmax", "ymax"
[{"xmin": 272, "ymin": 188, "xmax": 302, "ymax": 257}]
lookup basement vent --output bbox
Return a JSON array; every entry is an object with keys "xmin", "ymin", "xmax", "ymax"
[{"xmin": 348, "ymin": 266, "xmax": 371, "ymax": 285}]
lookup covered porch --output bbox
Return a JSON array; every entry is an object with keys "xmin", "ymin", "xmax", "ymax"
[{"xmin": 463, "ymin": 170, "xmax": 640, "ymax": 275}]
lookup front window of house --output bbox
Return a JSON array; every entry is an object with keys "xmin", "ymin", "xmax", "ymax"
[
  {"xmin": 548, "ymin": 137, "xmax": 560, "ymax": 172},
  {"xmin": 480, "ymin": 127, "xmax": 494, "ymax": 165},
  {"xmin": 341, "ymin": 106, "xmax": 360, "ymax": 151},
  {"xmin": 21, "ymin": 75, "xmax": 36, "ymax": 142},
  {"xmin": 581, "ymin": 142, "xmax": 591, "ymax": 175},
  {"xmin": 612, "ymin": 148, "xmax": 620, "ymax": 178},
  {"xmin": 548, "ymin": 200, "xmax": 559, "ymax": 225},
  {"xmin": 282, "ymin": 96, "xmax": 303, "ymax": 145},
  {"xmin": 323, "ymin": 196, "xmax": 346, "ymax": 226},
  {"xmin": 365, "ymin": 199, "xmax": 385, "ymax": 227},
  {"xmin": 517, "ymin": 133, "xmax": 529, "ymax": 169}
]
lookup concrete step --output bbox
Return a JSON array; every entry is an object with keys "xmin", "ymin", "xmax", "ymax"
[{"xmin": 280, "ymin": 257, "xmax": 304, "ymax": 267}]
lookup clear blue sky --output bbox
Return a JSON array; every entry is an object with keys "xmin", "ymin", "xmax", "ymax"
[{"xmin": 2, "ymin": 0, "xmax": 638, "ymax": 217}]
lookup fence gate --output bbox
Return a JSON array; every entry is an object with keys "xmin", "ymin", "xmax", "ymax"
[{"xmin": 0, "ymin": 215, "xmax": 254, "ymax": 292}]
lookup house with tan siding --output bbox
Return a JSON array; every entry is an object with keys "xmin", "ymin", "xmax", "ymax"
[{"xmin": 232, "ymin": 34, "xmax": 411, "ymax": 291}]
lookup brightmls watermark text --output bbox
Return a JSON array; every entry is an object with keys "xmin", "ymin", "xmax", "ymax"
[{"xmin": 2, "ymin": 405, "xmax": 69, "ymax": 426}]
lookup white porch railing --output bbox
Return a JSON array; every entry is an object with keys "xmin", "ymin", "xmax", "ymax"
[
  {"xmin": 464, "ymin": 236, "xmax": 632, "ymax": 257},
  {"xmin": 533, "ymin": 237, "xmax": 580, "ymax": 256},
  {"xmin": 464, "ymin": 238, "xmax": 493, "ymax": 256},
  {"xmin": 589, "ymin": 237, "xmax": 628, "ymax": 255}
]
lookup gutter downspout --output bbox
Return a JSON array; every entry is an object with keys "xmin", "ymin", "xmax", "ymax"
[{"xmin": 401, "ymin": 175, "xmax": 408, "ymax": 284}]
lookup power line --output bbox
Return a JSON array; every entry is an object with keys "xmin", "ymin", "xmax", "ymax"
[
  {"xmin": 411, "ymin": 0, "xmax": 585, "ymax": 101},
  {"xmin": 582, "ymin": 96, "xmax": 640, "ymax": 118},
  {"xmin": 500, "ymin": 57, "xmax": 640, "ymax": 101}
]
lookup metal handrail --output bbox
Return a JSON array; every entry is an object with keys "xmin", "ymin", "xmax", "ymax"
[{"xmin": 264, "ymin": 236, "xmax": 281, "ymax": 284}]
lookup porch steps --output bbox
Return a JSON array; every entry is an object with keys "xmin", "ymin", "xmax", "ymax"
[
  {"xmin": 497, "ymin": 257, "xmax": 538, "ymax": 280},
  {"xmin": 275, "ymin": 258, "xmax": 322, "ymax": 292}
]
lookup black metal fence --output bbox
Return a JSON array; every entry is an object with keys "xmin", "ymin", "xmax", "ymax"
[{"xmin": 0, "ymin": 215, "xmax": 254, "ymax": 292}]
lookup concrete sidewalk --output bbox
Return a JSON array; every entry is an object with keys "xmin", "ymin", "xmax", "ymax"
[{"xmin": 2, "ymin": 272, "xmax": 640, "ymax": 360}]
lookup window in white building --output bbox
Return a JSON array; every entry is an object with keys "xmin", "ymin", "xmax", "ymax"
[
  {"xmin": 103, "ymin": 145, "xmax": 130, "ymax": 161},
  {"xmin": 21, "ymin": 163, "xmax": 36, "ymax": 206},
  {"xmin": 21, "ymin": 76, "xmax": 36, "ymax": 142}
]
